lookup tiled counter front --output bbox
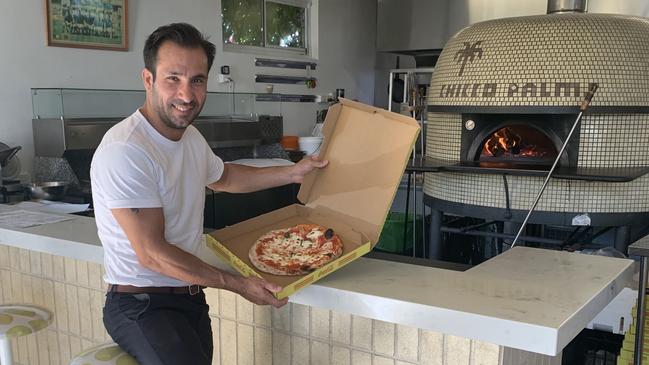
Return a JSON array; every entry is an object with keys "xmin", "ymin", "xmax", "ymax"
[
  {"xmin": 0, "ymin": 244, "xmax": 110, "ymax": 365},
  {"xmin": 208, "ymin": 290, "xmax": 503, "ymax": 365},
  {"xmin": 0, "ymin": 243, "xmax": 560, "ymax": 365}
]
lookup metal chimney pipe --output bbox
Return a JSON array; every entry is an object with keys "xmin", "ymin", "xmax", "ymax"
[{"xmin": 547, "ymin": 0, "xmax": 588, "ymax": 13}]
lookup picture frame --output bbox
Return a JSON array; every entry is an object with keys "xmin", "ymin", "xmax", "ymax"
[{"xmin": 45, "ymin": 0, "xmax": 128, "ymax": 51}]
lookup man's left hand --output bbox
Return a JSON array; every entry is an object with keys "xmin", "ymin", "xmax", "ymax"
[{"xmin": 290, "ymin": 155, "xmax": 328, "ymax": 184}]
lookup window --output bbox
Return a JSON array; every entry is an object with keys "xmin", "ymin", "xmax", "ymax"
[{"xmin": 222, "ymin": 0, "xmax": 310, "ymax": 55}]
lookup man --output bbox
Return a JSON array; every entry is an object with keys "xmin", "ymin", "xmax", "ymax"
[{"xmin": 90, "ymin": 23, "xmax": 327, "ymax": 364}]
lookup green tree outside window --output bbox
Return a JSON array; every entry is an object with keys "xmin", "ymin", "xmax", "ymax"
[{"xmin": 222, "ymin": 0, "xmax": 307, "ymax": 52}]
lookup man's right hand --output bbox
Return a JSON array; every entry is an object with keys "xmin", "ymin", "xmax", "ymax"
[{"xmin": 230, "ymin": 276, "xmax": 289, "ymax": 308}]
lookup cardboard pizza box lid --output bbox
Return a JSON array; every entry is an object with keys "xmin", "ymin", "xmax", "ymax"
[{"xmin": 297, "ymin": 98, "xmax": 420, "ymax": 245}]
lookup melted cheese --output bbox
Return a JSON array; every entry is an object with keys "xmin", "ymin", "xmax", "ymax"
[
  {"xmin": 258, "ymin": 227, "xmax": 336, "ymax": 269},
  {"xmin": 307, "ymin": 229, "xmax": 324, "ymax": 241}
]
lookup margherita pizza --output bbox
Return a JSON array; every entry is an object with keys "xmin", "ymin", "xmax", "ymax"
[{"xmin": 249, "ymin": 224, "xmax": 344, "ymax": 276}]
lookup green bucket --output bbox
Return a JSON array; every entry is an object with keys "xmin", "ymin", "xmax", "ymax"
[{"xmin": 375, "ymin": 212, "xmax": 422, "ymax": 253}]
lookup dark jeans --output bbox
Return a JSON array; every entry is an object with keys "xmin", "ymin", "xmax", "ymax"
[{"xmin": 103, "ymin": 291, "xmax": 213, "ymax": 365}]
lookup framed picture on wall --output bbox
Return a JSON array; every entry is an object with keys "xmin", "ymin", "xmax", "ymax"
[{"xmin": 45, "ymin": 0, "xmax": 128, "ymax": 51}]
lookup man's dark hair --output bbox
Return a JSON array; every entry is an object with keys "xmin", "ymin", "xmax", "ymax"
[{"xmin": 143, "ymin": 23, "xmax": 216, "ymax": 78}]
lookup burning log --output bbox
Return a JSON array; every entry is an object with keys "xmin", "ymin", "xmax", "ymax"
[{"xmin": 483, "ymin": 127, "xmax": 522, "ymax": 157}]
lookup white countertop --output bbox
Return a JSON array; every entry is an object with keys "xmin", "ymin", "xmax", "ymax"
[{"xmin": 0, "ymin": 205, "xmax": 633, "ymax": 356}]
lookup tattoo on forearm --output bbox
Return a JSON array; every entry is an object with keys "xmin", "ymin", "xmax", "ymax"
[{"xmin": 130, "ymin": 208, "xmax": 140, "ymax": 214}]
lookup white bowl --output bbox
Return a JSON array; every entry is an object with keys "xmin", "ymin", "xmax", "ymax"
[{"xmin": 298, "ymin": 136, "xmax": 323, "ymax": 156}]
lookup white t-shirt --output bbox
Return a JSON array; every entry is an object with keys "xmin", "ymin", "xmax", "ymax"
[{"xmin": 90, "ymin": 110, "xmax": 224, "ymax": 287}]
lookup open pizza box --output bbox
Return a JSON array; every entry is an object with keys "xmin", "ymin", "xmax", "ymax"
[{"xmin": 206, "ymin": 98, "xmax": 420, "ymax": 299}]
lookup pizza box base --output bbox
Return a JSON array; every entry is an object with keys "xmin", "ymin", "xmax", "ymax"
[
  {"xmin": 206, "ymin": 98, "xmax": 420, "ymax": 299},
  {"xmin": 206, "ymin": 204, "xmax": 371, "ymax": 299}
]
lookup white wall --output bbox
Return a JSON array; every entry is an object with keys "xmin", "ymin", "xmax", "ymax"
[
  {"xmin": 0, "ymin": 0, "xmax": 377, "ymax": 180},
  {"xmin": 589, "ymin": 0, "xmax": 649, "ymax": 16},
  {"xmin": 376, "ymin": 0, "xmax": 449, "ymax": 51},
  {"xmin": 213, "ymin": 0, "xmax": 377, "ymax": 134}
]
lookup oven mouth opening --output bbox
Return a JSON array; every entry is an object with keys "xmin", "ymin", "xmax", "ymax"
[
  {"xmin": 415, "ymin": 113, "xmax": 648, "ymax": 182},
  {"xmin": 477, "ymin": 124, "xmax": 558, "ymax": 167}
]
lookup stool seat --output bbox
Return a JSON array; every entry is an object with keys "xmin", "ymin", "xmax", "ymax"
[
  {"xmin": 0, "ymin": 304, "xmax": 53, "ymax": 339},
  {"xmin": 70, "ymin": 342, "xmax": 139, "ymax": 365},
  {"xmin": 0, "ymin": 303, "xmax": 53, "ymax": 365}
]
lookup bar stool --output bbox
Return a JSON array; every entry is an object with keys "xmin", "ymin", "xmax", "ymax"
[
  {"xmin": 0, "ymin": 304, "xmax": 53, "ymax": 364},
  {"xmin": 70, "ymin": 342, "xmax": 138, "ymax": 365}
]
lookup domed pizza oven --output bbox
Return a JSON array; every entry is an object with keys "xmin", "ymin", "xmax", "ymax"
[{"xmin": 423, "ymin": 0, "xmax": 649, "ymax": 257}]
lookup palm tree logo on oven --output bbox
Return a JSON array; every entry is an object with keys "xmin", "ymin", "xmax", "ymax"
[{"xmin": 454, "ymin": 41, "xmax": 484, "ymax": 77}]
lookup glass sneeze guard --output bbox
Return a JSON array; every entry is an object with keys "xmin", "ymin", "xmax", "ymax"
[{"xmin": 31, "ymin": 88, "xmax": 282, "ymax": 120}]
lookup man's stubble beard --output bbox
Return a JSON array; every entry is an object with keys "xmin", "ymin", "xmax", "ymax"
[{"xmin": 151, "ymin": 85, "xmax": 203, "ymax": 130}]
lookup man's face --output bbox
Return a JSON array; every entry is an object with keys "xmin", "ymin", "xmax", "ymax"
[{"xmin": 143, "ymin": 41, "xmax": 209, "ymax": 131}]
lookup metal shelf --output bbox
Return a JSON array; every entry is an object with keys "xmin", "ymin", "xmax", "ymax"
[
  {"xmin": 388, "ymin": 67, "xmax": 435, "ymax": 259},
  {"xmin": 255, "ymin": 58, "xmax": 317, "ymax": 70}
]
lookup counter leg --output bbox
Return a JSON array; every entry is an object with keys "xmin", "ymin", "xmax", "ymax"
[
  {"xmin": 412, "ymin": 171, "xmax": 417, "ymax": 258},
  {"xmin": 503, "ymin": 221, "xmax": 522, "ymax": 249},
  {"xmin": 429, "ymin": 209, "xmax": 442, "ymax": 260},
  {"xmin": 615, "ymin": 225, "xmax": 631, "ymax": 255},
  {"xmin": 403, "ymin": 172, "xmax": 412, "ymax": 253},
  {"xmin": 634, "ymin": 256, "xmax": 648, "ymax": 365}
]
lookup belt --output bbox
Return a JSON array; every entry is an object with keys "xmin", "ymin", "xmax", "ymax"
[{"xmin": 107, "ymin": 284, "xmax": 205, "ymax": 295}]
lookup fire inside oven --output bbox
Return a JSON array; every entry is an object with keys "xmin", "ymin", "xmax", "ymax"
[
  {"xmin": 461, "ymin": 114, "xmax": 579, "ymax": 170},
  {"xmin": 479, "ymin": 124, "xmax": 558, "ymax": 165}
]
